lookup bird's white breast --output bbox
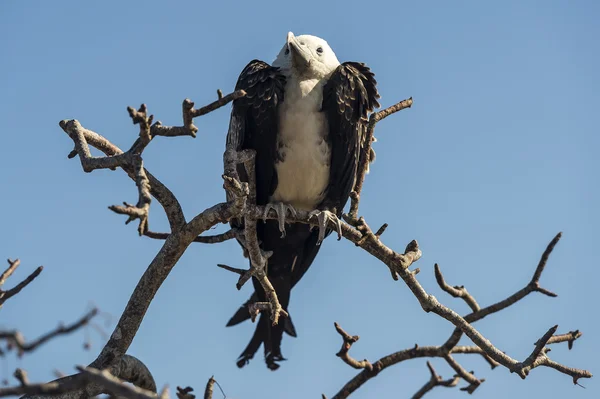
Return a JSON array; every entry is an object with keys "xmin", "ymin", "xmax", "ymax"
[{"xmin": 271, "ymin": 77, "xmax": 331, "ymax": 210}]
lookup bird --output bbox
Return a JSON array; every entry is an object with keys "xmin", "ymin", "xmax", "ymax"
[{"xmin": 224, "ymin": 31, "xmax": 380, "ymax": 370}]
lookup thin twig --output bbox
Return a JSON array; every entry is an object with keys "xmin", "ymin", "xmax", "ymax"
[
  {"xmin": 144, "ymin": 229, "xmax": 236, "ymax": 244},
  {"xmin": 350, "ymin": 97, "xmax": 413, "ymax": 219},
  {"xmin": 0, "ymin": 309, "xmax": 98, "ymax": 356},
  {"xmin": 547, "ymin": 330, "xmax": 582, "ymax": 349},
  {"xmin": 443, "ymin": 354, "xmax": 483, "ymax": 393},
  {"xmin": 434, "ymin": 263, "xmax": 480, "ymax": 311},
  {"xmin": 0, "ymin": 259, "xmax": 21, "ymax": 287},
  {"xmin": 0, "ymin": 260, "xmax": 43, "ymax": 306},
  {"xmin": 411, "ymin": 362, "xmax": 459, "ymax": 399},
  {"xmin": 334, "ymin": 323, "xmax": 373, "ymax": 371}
]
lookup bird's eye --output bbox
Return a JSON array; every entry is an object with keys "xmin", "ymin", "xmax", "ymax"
[
  {"xmin": 285, "ymin": 47, "xmax": 290, "ymax": 55},
  {"xmin": 316, "ymin": 47, "xmax": 323, "ymax": 54}
]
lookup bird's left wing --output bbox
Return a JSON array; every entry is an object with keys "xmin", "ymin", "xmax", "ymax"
[{"xmin": 321, "ymin": 62, "xmax": 380, "ymax": 215}]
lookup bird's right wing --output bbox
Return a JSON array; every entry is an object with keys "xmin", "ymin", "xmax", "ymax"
[{"xmin": 225, "ymin": 59, "xmax": 286, "ymax": 206}]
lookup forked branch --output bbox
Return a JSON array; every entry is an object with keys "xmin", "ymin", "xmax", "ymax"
[
  {"xmin": 412, "ymin": 362, "xmax": 459, "ymax": 399},
  {"xmin": 0, "ymin": 259, "xmax": 43, "ymax": 307},
  {"xmin": 330, "ymin": 232, "xmax": 590, "ymax": 398}
]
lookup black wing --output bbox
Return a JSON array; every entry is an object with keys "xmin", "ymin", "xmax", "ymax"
[
  {"xmin": 321, "ymin": 62, "xmax": 380, "ymax": 215},
  {"xmin": 226, "ymin": 59, "xmax": 286, "ymax": 206}
]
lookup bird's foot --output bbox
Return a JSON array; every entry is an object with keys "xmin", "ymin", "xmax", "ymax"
[
  {"xmin": 265, "ymin": 351, "xmax": 287, "ymax": 371},
  {"xmin": 236, "ymin": 353, "xmax": 253, "ymax": 368},
  {"xmin": 308, "ymin": 209, "xmax": 343, "ymax": 244},
  {"xmin": 263, "ymin": 202, "xmax": 297, "ymax": 237}
]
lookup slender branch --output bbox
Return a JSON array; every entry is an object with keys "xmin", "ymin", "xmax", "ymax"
[
  {"xmin": 0, "ymin": 259, "xmax": 43, "ymax": 306},
  {"xmin": 0, "ymin": 259, "xmax": 20, "ymax": 286},
  {"xmin": 443, "ymin": 354, "xmax": 483, "ymax": 393},
  {"xmin": 334, "ymin": 323, "xmax": 373, "ymax": 371},
  {"xmin": 0, "ymin": 380, "xmax": 79, "ymax": 398},
  {"xmin": 144, "ymin": 229, "xmax": 236, "ymax": 244},
  {"xmin": 547, "ymin": 330, "xmax": 582, "ymax": 349},
  {"xmin": 142, "ymin": 90, "xmax": 245, "ymax": 140},
  {"xmin": 0, "ymin": 308, "xmax": 98, "ymax": 355},
  {"xmin": 191, "ymin": 90, "xmax": 246, "ymax": 118},
  {"xmin": 350, "ymin": 97, "xmax": 413, "ymax": 219},
  {"xmin": 542, "ymin": 356, "xmax": 591, "ymax": 386},
  {"xmin": 452, "ymin": 346, "xmax": 499, "ymax": 369},
  {"xmin": 434, "ymin": 263, "xmax": 480, "ymax": 312},
  {"xmin": 412, "ymin": 362, "xmax": 459, "ymax": 399},
  {"xmin": 442, "ymin": 232, "xmax": 564, "ymax": 352}
]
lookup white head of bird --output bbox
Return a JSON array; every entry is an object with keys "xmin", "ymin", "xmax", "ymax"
[{"xmin": 273, "ymin": 32, "xmax": 341, "ymax": 79}]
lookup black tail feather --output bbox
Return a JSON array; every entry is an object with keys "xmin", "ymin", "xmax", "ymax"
[
  {"xmin": 235, "ymin": 309, "xmax": 288, "ymax": 371},
  {"xmin": 236, "ymin": 312, "xmax": 266, "ymax": 368},
  {"xmin": 230, "ymin": 222, "xmax": 320, "ymax": 370}
]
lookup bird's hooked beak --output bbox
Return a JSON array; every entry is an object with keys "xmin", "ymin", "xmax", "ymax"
[{"xmin": 286, "ymin": 32, "xmax": 311, "ymax": 70}]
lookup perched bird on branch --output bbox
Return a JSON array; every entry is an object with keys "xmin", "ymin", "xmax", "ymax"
[{"xmin": 225, "ymin": 31, "xmax": 379, "ymax": 370}]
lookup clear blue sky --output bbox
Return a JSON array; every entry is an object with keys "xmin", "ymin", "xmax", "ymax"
[{"xmin": 1, "ymin": 1, "xmax": 598, "ymax": 398}]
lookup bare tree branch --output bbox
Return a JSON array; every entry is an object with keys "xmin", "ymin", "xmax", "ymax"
[
  {"xmin": 0, "ymin": 308, "xmax": 98, "ymax": 356},
  {"xmin": 21, "ymin": 91, "xmax": 251, "ymax": 399},
  {"xmin": 0, "ymin": 259, "xmax": 21, "ymax": 286},
  {"xmin": 58, "ymin": 120, "xmax": 185, "ymax": 231},
  {"xmin": 329, "ymin": 232, "xmax": 591, "ymax": 398},
  {"xmin": 441, "ymin": 233, "xmax": 564, "ymax": 353},
  {"xmin": 412, "ymin": 362, "xmax": 459, "ymax": 399},
  {"xmin": 434, "ymin": 263, "xmax": 480, "ymax": 312},
  {"xmin": 77, "ymin": 366, "xmax": 166, "ymax": 399},
  {"xmin": 443, "ymin": 354, "xmax": 483, "ymax": 393},
  {"xmin": 334, "ymin": 323, "xmax": 372, "ymax": 371},
  {"xmin": 144, "ymin": 229, "xmax": 236, "ymax": 244},
  {"xmin": 0, "ymin": 259, "xmax": 43, "ymax": 306},
  {"xmin": 349, "ymin": 97, "xmax": 413, "ymax": 220},
  {"xmin": 547, "ymin": 330, "xmax": 582, "ymax": 349},
  {"xmin": 20, "ymin": 354, "xmax": 155, "ymax": 399},
  {"xmin": 0, "ymin": 380, "xmax": 78, "ymax": 398}
]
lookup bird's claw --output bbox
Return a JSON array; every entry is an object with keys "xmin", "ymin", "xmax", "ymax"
[
  {"xmin": 263, "ymin": 202, "xmax": 297, "ymax": 237},
  {"xmin": 308, "ymin": 209, "xmax": 342, "ymax": 244}
]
